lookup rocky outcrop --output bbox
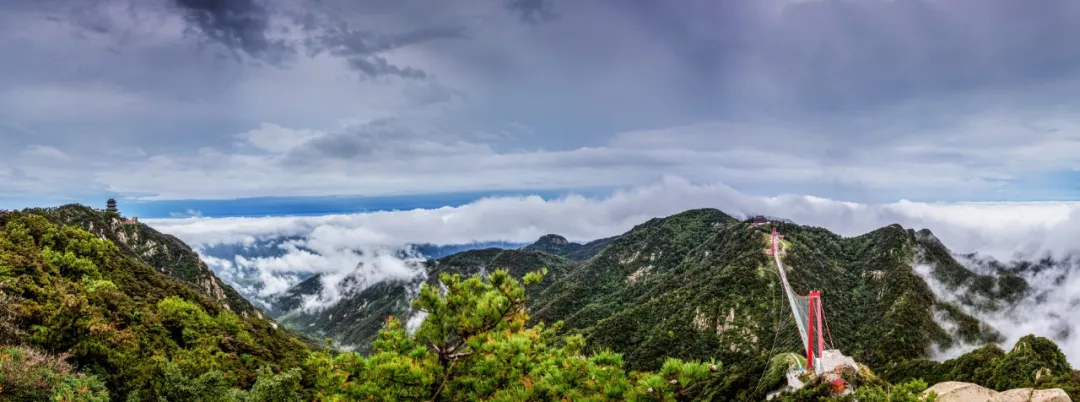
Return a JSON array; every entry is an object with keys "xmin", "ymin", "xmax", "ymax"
[
  {"xmin": 1000, "ymin": 388, "xmax": 1072, "ymax": 402},
  {"xmin": 927, "ymin": 382, "xmax": 1002, "ymax": 402},
  {"xmin": 925, "ymin": 382, "xmax": 1071, "ymax": 402}
]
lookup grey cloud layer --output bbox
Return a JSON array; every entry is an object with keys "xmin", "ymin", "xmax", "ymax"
[
  {"xmin": 77, "ymin": 116, "xmax": 1080, "ymax": 202},
  {"xmin": 172, "ymin": 0, "xmax": 294, "ymax": 64},
  {"xmin": 6, "ymin": 0, "xmax": 1080, "ymax": 202}
]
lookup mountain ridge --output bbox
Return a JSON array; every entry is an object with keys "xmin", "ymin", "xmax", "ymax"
[
  {"xmin": 0, "ymin": 206, "xmax": 311, "ymax": 400},
  {"xmin": 265, "ymin": 208, "xmax": 1041, "ymax": 399},
  {"xmin": 3, "ymin": 203, "xmax": 1076, "ymax": 400},
  {"xmin": 25, "ymin": 204, "xmax": 266, "ymax": 319}
]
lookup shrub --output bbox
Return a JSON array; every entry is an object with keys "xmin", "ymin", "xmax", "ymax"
[{"xmin": 0, "ymin": 345, "xmax": 108, "ymax": 401}]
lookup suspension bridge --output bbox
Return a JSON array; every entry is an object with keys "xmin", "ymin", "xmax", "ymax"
[{"xmin": 767, "ymin": 226, "xmax": 856, "ymax": 379}]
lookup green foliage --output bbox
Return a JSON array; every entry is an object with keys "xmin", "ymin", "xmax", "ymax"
[
  {"xmin": 771, "ymin": 378, "xmax": 934, "ymax": 402},
  {"xmin": 309, "ymin": 269, "xmax": 719, "ymax": 401},
  {"xmin": 851, "ymin": 379, "xmax": 936, "ymax": 402},
  {"xmin": 522, "ymin": 234, "xmax": 617, "ymax": 261},
  {"xmin": 759, "ymin": 353, "xmax": 805, "ymax": 392},
  {"xmin": 914, "ymin": 230, "xmax": 1028, "ymax": 310},
  {"xmin": 122, "ymin": 357, "xmax": 232, "ymax": 402},
  {"xmin": 80, "ymin": 278, "xmax": 118, "ymax": 294},
  {"xmin": 52, "ymin": 372, "xmax": 110, "ymax": 402},
  {"xmin": 229, "ymin": 367, "xmax": 305, "ymax": 402},
  {"xmin": 0, "ymin": 211, "xmax": 310, "ymax": 400},
  {"xmin": 988, "ymin": 335, "xmax": 1072, "ymax": 390},
  {"xmin": 29, "ymin": 204, "xmax": 263, "ymax": 319},
  {"xmin": 0, "ymin": 345, "xmax": 109, "ymax": 401},
  {"xmin": 878, "ymin": 344, "xmax": 1004, "ymax": 387},
  {"xmin": 881, "ymin": 334, "xmax": 1078, "ymax": 400},
  {"xmin": 275, "ymin": 247, "xmax": 578, "ymax": 353},
  {"xmin": 5, "ymin": 205, "xmax": 1073, "ymax": 401}
]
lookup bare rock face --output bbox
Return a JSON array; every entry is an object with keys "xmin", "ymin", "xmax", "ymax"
[
  {"xmin": 1000, "ymin": 388, "xmax": 1072, "ymax": 402},
  {"xmin": 926, "ymin": 382, "xmax": 1071, "ymax": 402},
  {"xmin": 926, "ymin": 382, "xmax": 1002, "ymax": 402},
  {"xmin": 1001, "ymin": 389, "xmax": 1036, "ymax": 402},
  {"xmin": 1031, "ymin": 389, "xmax": 1073, "ymax": 402}
]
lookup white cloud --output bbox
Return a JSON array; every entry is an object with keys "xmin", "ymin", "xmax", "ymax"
[
  {"xmin": 169, "ymin": 209, "xmax": 203, "ymax": 218},
  {"xmin": 22, "ymin": 145, "xmax": 69, "ymax": 160},
  {"xmin": 74, "ymin": 107, "xmax": 1080, "ymax": 202},
  {"xmin": 238, "ymin": 123, "xmax": 324, "ymax": 153},
  {"xmin": 146, "ymin": 178, "xmax": 1080, "ymax": 258},
  {"xmin": 917, "ymin": 257, "xmax": 1080, "ymax": 368},
  {"xmin": 296, "ymin": 249, "xmax": 425, "ymax": 312}
]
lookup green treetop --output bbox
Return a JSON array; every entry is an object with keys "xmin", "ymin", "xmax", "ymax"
[{"xmin": 308, "ymin": 268, "xmax": 720, "ymax": 401}]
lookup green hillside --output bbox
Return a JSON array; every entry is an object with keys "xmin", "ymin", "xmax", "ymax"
[
  {"xmin": 29, "ymin": 205, "xmax": 265, "ymax": 319},
  {"xmin": 272, "ymin": 209, "xmax": 1008, "ymax": 370},
  {"xmin": 270, "ymin": 247, "xmax": 578, "ymax": 352},
  {"xmin": 4, "ymin": 204, "xmax": 1074, "ymax": 400},
  {"xmin": 522, "ymin": 234, "xmax": 618, "ymax": 261},
  {"xmin": 523, "ymin": 215, "xmax": 1011, "ymax": 399},
  {"xmin": 0, "ymin": 208, "xmax": 310, "ymax": 400},
  {"xmin": 877, "ymin": 334, "xmax": 1079, "ymax": 398},
  {"xmin": 270, "ymin": 208, "xmax": 1061, "ymax": 400}
]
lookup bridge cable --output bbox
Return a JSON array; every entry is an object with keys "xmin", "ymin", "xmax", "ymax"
[{"xmin": 755, "ymin": 265, "xmax": 787, "ymax": 394}]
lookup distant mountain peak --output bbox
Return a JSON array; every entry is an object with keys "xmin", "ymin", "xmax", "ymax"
[
  {"xmin": 524, "ymin": 234, "xmax": 588, "ymax": 258},
  {"xmin": 535, "ymin": 234, "xmax": 570, "ymax": 246}
]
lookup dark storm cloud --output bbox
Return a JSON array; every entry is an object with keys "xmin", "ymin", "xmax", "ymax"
[
  {"xmin": 172, "ymin": 0, "xmax": 295, "ymax": 64},
  {"xmin": 30, "ymin": 0, "xmax": 467, "ymax": 79},
  {"xmin": 306, "ymin": 126, "xmax": 398, "ymax": 160},
  {"xmin": 309, "ymin": 25, "xmax": 465, "ymax": 80},
  {"xmin": 506, "ymin": 0, "xmax": 558, "ymax": 24},
  {"xmin": 285, "ymin": 119, "xmax": 407, "ymax": 161}
]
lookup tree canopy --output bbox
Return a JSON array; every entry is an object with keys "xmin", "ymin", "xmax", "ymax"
[{"xmin": 308, "ymin": 269, "xmax": 720, "ymax": 401}]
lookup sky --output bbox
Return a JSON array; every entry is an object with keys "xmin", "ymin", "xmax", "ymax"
[{"xmin": 6, "ymin": 0, "xmax": 1080, "ymax": 212}]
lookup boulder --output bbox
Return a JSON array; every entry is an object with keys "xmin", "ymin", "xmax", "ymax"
[
  {"xmin": 925, "ymin": 383, "xmax": 1071, "ymax": 402},
  {"xmin": 1031, "ymin": 389, "xmax": 1072, "ymax": 402},
  {"xmin": 925, "ymin": 382, "xmax": 1001, "ymax": 402},
  {"xmin": 1001, "ymin": 388, "xmax": 1071, "ymax": 402},
  {"xmin": 1002, "ymin": 389, "xmax": 1036, "ymax": 402}
]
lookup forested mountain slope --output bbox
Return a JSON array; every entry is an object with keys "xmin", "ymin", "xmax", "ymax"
[
  {"xmin": 0, "ymin": 208, "xmax": 310, "ymax": 400},
  {"xmin": 272, "ymin": 208, "xmax": 1049, "ymax": 400},
  {"xmin": 3, "ymin": 204, "xmax": 1073, "ymax": 401},
  {"xmin": 526, "ymin": 214, "xmax": 1012, "ymax": 399},
  {"xmin": 269, "ymin": 247, "xmax": 578, "ymax": 351},
  {"xmin": 29, "ymin": 204, "xmax": 264, "ymax": 319},
  {"xmin": 522, "ymin": 234, "xmax": 619, "ymax": 261}
]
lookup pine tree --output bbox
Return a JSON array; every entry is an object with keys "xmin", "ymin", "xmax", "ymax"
[{"xmin": 308, "ymin": 268, "xmax": 720, "ymax": 401}]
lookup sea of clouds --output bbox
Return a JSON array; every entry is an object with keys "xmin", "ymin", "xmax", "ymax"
[{"xmin": 143, "ymin": 177, "xmax": 1080, "ymax": 364}]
